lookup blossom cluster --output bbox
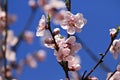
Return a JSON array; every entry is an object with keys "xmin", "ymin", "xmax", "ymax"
[{"xmin": 36, "ymin": 0, "xmax": 87, "ymax": 72}]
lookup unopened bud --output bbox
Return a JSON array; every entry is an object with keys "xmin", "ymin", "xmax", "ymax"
[
  {"xmin": 109, "ymin": 28, "xmax": 117, "ymax": 39},
  {"xmin": 44, "ymin": 38, "xmax": 54, "ymax": 44},
  {"xmin": 53, "ymin": 28, "xmax": 60, "ymax": 35}
]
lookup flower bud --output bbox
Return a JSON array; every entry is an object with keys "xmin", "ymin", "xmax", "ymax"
[
  {"xmin": 53, "ymin": 28, "xmax": 60, "ymax": 35},
  {"xmin": 44, "ymin": 37, "xmax": 54, "ymax": 44},
  {"xmin": 109, "ymin": 28, "xmax": 117, "ymax": 39}
]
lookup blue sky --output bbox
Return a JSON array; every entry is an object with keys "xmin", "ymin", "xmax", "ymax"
[{"xmin": 8, "ymin": 0, "xmax": 120, "ymax": 80}]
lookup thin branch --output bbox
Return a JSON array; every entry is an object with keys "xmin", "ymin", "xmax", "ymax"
[
  {"xmin": 12, "ymin": 9, "xmax": 37, "ymax": 52},
  {"xmin": 47, "ymin": 15, "xmax": 59, "ymax": 51},
  {"xmin": 47, "ymin": 15, "xmax": 70, "ymax": 80},
  {"xmin": 81, "ymin": 70, "xmax": 87, "ymax": 80},
  {"xmin": 107, "ymin": 70, "xmax": 117, "ymax": 80},
  {"xmin": 84, "ymin": 27, "xmax": 119, "ymax": 80},
  {"xmin": 75, "ymin": 35, "xmax": 111, "ymax": 72},
  {"xmin": 84, "ymin": 40, "xmax": 113, "ymax": 80}
]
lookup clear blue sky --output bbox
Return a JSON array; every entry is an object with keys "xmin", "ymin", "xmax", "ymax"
[{"xmin": 8, "ymin": 0, "xmax": 120, "ymax": 80}]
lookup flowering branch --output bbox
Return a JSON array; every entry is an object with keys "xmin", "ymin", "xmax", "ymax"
[
  {"xmin": 59, "ymin": 61, "xmax": 70, "ymax": 80},
  {"xmin": 65, "ymin": 0, "xmax": 71, "ymax": 38},
  {"xmin": 83, "ymin": 26, "xmax": 120, "ymax": 80},
  {"xmin": 35, "ymin": 0, "xmax": 120, "ymax": 80},
  {"xmin": 47, "ymin": 15, "xmax": 59, "ymax": 51},
  {"xmin": 2, "ymin": 0, "xmax": 8, "ymax": 79},
  {"xmin": 47, "ymin": 15, "xmax": 70, "ymax": 80}
]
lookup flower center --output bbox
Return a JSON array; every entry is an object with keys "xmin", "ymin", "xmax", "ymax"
[{"xmin": 68, "ymin": 19, "xmax": 75, "ymax": 27}]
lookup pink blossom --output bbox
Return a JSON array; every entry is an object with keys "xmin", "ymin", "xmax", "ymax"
[
  {"xmin": 28, "ymin": 0, "xmax": 37, "ymax": 9},
  {"xmin": 0, "ymin": 76, "xmax": 2, "ymax": 80},
  {"xmin": 71, "ymin": 72, "xmax": 79, "ymax": 80},
  {"xmin": 37, "ymin": 0, "xmax": 47, "ymax": 7},
  {"xmin": 54, "ymin": 47, "xmax": 70, "ymax": 62},
  {"xmin": 0, "ymin": 8, "xmax": 6, "ymax": 33},
  {"xmin": 6, "ymin": 48, "xmax": 16, "ymax": 62},
  {"xmin": 47, "ymin": 0, "xmax": 65, "ymax": 9},
  {"xmin": 43, "ymin": 29, "xmax": 61, "ymax": 49},
  {"xmin": 106, "ymin": 71, "xmax": 120, "ymax": 80},
  {"xmin": 60, "ymin": 11, "xmax": 87, "ymax": 35},
  {"xmin": 2, "ymin": 30, "xmax": 18, "ymax": 46},
  {"xmin": 58, "ymin": 36, "xmax": 82, "ymax": 55},
  {"xmin": 109, "ymin": 39, "xmax": 120, "ymax": 59},
  {"xmin": 17, "ymin": 60, "xmax": 24, "ymax": 74},
  {"xmin": 6, "ymin": 30, "xmax": 18, "ymax": 46},
  {"xmin": 41, "ymin": 31, "xmax": 55, "ymax": 49},
  {"xmin": 0, "ymin": 8, "xmax": 6, "ymax": 18},
  {"xmin": 1, "ymin": 65, "xmax": 12, "ymax": 78},
  {"xmin": 26, "ymin": 54, "xmax": 37, "ymax": 68},
  {"xmin": 55, "ymin": 34, "xmax": 65, "ymax": 45},
  {"xmin": 8, "ymin": 14, "xmax": 17, "ymax": 25},
  {"xmin": 53, "ymin": 10, "xmax": 65, "ymax": 24},
  {"xmin": 35, "ymin": 50, "xmax": 46, "ymax": 61},
  {"xmin": 43, "ymin": 0, "xmax": 65, "ymax": 16},
  {"xmin": 54, "ymin": 36, "xmax": 81, "ymax": 62},
  {"xmin": 36, "ymin": 15, "xmax": 46, "ymax": 37},
  {"xmin": 117, "ymin": 64, "xmax": 120, "ymax": 71},
  {"xmin": 65, "ymin": 36, "xmax": 82, "ymax": 55},
  {"xmin": 44, "ymin": 33, "xmax": 64, "ymax": 49},
  {"xmin": 66, "ymin": 55, "xmax": 81, "ymax": 71},
  {"xmin": 88, "ymin": 76, "xmax": 98, "ymax": 80},
  {"xmin": 24, "ymin": 31, "xmax": 34, "ymax": 44}
]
